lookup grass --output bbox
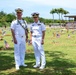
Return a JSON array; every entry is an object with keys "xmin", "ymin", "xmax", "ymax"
[{"xmin": 0, "ymin": 27, "xmax": 76, "ymax": 75}]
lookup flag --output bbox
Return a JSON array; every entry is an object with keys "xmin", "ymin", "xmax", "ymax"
[
  {"xmin": 4, "ymin": 40, "xmax": 9, "ymax": 49},
  {"xmin": 56, "ymin": 33, "xmax": 60, "ymax": 38},
  {"xmin": 2, "ymin": 31, "xmax": 6, "ymax": 36}
]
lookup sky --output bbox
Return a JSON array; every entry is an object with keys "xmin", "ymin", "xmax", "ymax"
[{"xmin": 0, "ymin": 0, "xmax": 76, "ymax": 19}]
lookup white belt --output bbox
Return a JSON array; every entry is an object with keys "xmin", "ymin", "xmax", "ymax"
[
  {"xmin": 32, "ymin": 35, "xmax": 41, "ymax": 37},
  {"xmin": 15, "ymin": 35, "xmax": 25, "ymax": 38},
  {"xmin": 20, "ymin": 35, "xmax": 25, "ymax": 38}
]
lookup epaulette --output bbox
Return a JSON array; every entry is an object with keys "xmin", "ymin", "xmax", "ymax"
[
  {"xmin": 38, "ymin": 23, "xmax": 41, "ymax": 26},
  {"xmin": 32, "ymin": 23, "xmax": 35, "ymax": 26}
]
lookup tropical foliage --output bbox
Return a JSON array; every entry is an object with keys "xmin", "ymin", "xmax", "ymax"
[
  {"xmin": 0, "ymin": 8, "xmax": 69, "ymax": 27},
  {"xmin": 50, "ymin": 8, "xmax": 69, "ymax": 23}
]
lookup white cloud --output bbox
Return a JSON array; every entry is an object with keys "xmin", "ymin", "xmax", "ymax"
[{"xmin": 25, "ymin": 0, "xmax": 76, "ymax": 9}]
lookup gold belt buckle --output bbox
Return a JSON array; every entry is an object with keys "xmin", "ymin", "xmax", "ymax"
[
  {"xmin": 21, "ymin": 36, "xmax": 23, "ymax": 37},
  {"xmin": 33, "ymin": 35, "xmax": 36, "ymax": 37},
  {"xmin": 34, "ymin": 35, "xmax": 36, "ymax": 37}
]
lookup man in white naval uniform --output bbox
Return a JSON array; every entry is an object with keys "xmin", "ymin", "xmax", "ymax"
[
  {"xmin": 30, "ymin": 12, "xmax": 46, "ymax": 69},
  {"xmin": 11, "ymin": 8, "xmax": 28, "ymax": 70}
]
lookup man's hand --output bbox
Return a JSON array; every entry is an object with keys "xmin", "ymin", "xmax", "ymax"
[
  {"xmin": 14, "ymin": 39, "xmax": 17, "ymax": 44},
  {"xmin": 26, "ymin": 38, "xmax": 28, "ymax": 43},
  {"xmin": 30, "ymin": 39, "xmax": 32, "ymax": 44},
  {"xmin": 41, "ymin": 39, "xmax": 44, "ymax": 45}
]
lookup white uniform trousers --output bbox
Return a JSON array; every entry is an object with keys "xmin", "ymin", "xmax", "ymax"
[
  {"xmin": 32, "ymin": 36, "xmax": 46, "ymax": 66},
  {"xmin": 14, "ymin": 36, "xmax": 26, "ymax": 66}
]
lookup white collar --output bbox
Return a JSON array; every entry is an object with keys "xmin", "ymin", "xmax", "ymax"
[{"xmin": 34, "ymin": 20, "xmax": 40, "ymax": 24}]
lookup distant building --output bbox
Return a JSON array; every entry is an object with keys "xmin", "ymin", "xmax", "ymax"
[
  {"xmin": 64, "ymin": 15, "xmax": 76, "ymax": 30},
  {"xmin": 64, "ymin": 15, "xmax": 76, "ymax": 21}
]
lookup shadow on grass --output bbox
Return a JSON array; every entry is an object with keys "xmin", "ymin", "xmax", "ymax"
[
  {"xmin": 0, "ymin": 50, "xmax": 14, "ymax": 71},
  {"xmin": 0, "ymin": 47, "xmax": 14, "ymax": 50},
  {"xmin": 45, "ymin": 51, "xmax": 76, "ymax": 75},
  {"xmin": 0, "ymin": 50, "xmax": 76, "ymax": 75}
]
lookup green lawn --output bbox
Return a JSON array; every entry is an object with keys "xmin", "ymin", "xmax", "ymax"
[{"xmin": 0, "ymin": 27, "xmax": 76, "ymax": 75}]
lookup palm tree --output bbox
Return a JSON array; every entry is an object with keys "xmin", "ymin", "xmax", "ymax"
[
  {"xmin": 59, "ymin": 8, "xmax": 64, "ymax": 20},
  {"xmin": 50, "ymin": 8, "xmax": 69, "ymax": 25},
  {"xmin": 55, "ymin": 8, "xmax": 69, "ymax": 25},
  {"xmin": 50, "ymin": 9, "xmax": 55, "ymax": 24},
  {"xmin": 63, "ymin": 10, "xmax": 69, "ymax": 21},
  {"xmin": 56, "ymin": 8, "xmax": 64, "ymax": 21},
  {"xmin": 55, "ymin": 8, "xmax": 60, "ymax": 21}
]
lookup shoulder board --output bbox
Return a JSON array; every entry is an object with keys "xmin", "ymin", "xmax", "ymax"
[
  {"xmin": 38, "ymin": 23, "xmax": 41, "ymax": 26},
  {"xmin": 32, "ymin": 24, "xmax": 34, "ymax": 26}
]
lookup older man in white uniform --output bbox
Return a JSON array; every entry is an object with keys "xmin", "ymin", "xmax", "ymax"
[
  {"xmin": 11, "ymin": 8, "xmax": 28, "ymax": 70},
  {"xmin": 30, "ymin": 12, "xmax": 46, "ymax": 69}
]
